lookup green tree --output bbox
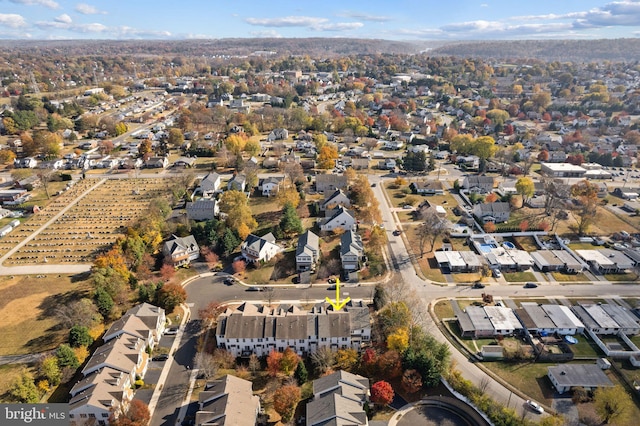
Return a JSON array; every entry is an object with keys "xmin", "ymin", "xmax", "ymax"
[
  {"xmin": 594, "ymin": 386, "xmax": 633, "ymax": 425},
  {"xmin": 56, "ymin": 344, "xmax": 79, "ymax": 369},
  {"xmin": 294, "ymin": 360, "xmax": 308, "ymax": 385},
  {"xmin": 94, "ymin": 287, "xmax": 114, "ymax": 318},
  {"xmin": 221, "ymin": 228, "xmax": 241, "ymax": 257},
  {"xmin": 9, "ymin": 370, "xmax": 39, "ymax": 403},
  {"xmin": 69, "ymin": 325, "xmax": 94, "ymax": 347},
  {"xmin": 39, "ymin": 356, "xmax": 62, "ymax": 386},
  {"xmin": 279, "ymin": 202, "xmax": 303, "ymax": 237},
  {"xmin": 280, "ymin": 347, "xmax": 300, "ymax": 376}
]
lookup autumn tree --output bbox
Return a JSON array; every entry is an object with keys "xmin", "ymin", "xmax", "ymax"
[
  {"xmin": 594, "ymin": 386, "xmax": 633, "ymax": 425},
  {"xmin": 138, "ymin": 139, "xmax": 152, "ymax": 157},
  {"xmin": 377, "ymin": 350, "xmax": 402, "ymax": 380},
  {"xmin": 317, "ymin": 143, "xmax": 339, "ymax": 169},
  {"xmin": 39, "ymin": 356, "xmax": 62, "ymax": 386},
  {"xmin": 371, "ymin": 380, "xmax": 394, "ymax": 406},
  {"xmin": 9, "ymin": 370, "xmax": 39, "ymax": 403},
  {"xmin": 276, "ymin": 186, "xmax": 301, "ymax": 209},
  {"xmin": 232, "ymin": 258, "xmax": 246, "ymax": 274},
  {"xmin": 484, "ymin": 222, "xmax": 496, "ymax": 233},
  {"xmin": 159, "ymin": 264, "xmax": 176, "ymax": 282},
  {"xmin": 360, "ymin": 348, "xmax": 378, "ymax": 376},
  {"xmin": 387, "ymin": 328, "xmax": 410, "ymax": 353},
  {"xmin": 200, "ymin": 246, "xmax": 220, "ymax": 270},
  {"xmin": 198, "ymin": 301, "xmax": 224, "ymax": 327},
  {"xmin": 485, "ymin": 192, "xmax": 498, "ymax": 203},
  {"xmin": 334, "ymin": 348, "xmax": 359, "ymax": 371},
  {"xmin": 156, "ymin": 283, "xmax": 187, "ymax": 313},
  {"xmin": 0, "ymin": 149, "xmax": 16, "ymax": 164},
  {"xmin": 266, "ymin": 349, "xmax": 284, "ymax": 377},
  {"xmin": 401, "ymin": 369, "xmax": 423, "ymax": 394},
  {"xmin": 167, "ymin": 128, "xmax": 184, "ymax": 147},
  {"xmin": 280, "ymin": 347, "xmax": 300, "ymax": 376},
  {"xmin": 570, "ymin": 180, "xmax": 599, "ymax": 236},
  {"xmin": 273, "ymin": 384, "xmax": 301, "ymax": 423},
  {"xmin": 515, "ymin": 176, "xmax": 535, "ymax": 207},
  {"xmin": 219, "ymin": 190, "xmax": 257, "ymax": 236},
  {"xmin": 110, "ymin": 399, "xmax": 151, "ymax": 426}
]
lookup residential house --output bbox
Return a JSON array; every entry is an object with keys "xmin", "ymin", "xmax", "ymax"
[
  {"xmin": 173, "ymin": 157, "xmax": 196, "ymax": 168},
  {"xmin": 215, "ymin": 301, "xmax": 371, "ymax": 357},
  {"xmin": 547, "ymin": 364, "xmax": 614, "ymax": 394},
  {"xmin": 316, "ymin": 174, "xmax": 348, "ymax": 194},
  {"xmin": 340, "ymin": 230, "xmax": 364, "ymax": 271},
  {"xmin": 196, "ymin": 172, "xmax": 221, "ymax": 197},
  {"xmin": 258, "ymin": 176, "xmax": 283, "ymax": 196},
  {"xmin": 162, "ymin": 235, "xmax": 200, "ymax": 267},
  {"xmin": 574, "ymin": 249, "xmax": 634, "ymax": 274},
  {"xmin": 241, "ymin": 233, "xmax": 282, "ymax": 264},
  {"xmin": 320, "ymin": 206, "xmax": 357, "ymax": 232},
  {"xmin": 377, "ymin": 159, "xmax": 396, "ymax": 170},
  {"xmin": 227, "ymin": 174, "xmax": 247, "ymax": 192},
  {"xmin": 196, "ymin": 375, "xmax": 260, "ymax": 426},
  {"xmin": 144, "ymin": 156, "xmax": 169, "ymax": 169},
  {"xmin": 462, "ymin": 176, "xmax": 495, "ymax": 193},
  {"xmin": 433, "ymin": 251, "xmax": 482, "ymax": 273},
  {"xmin": 306, "ymin": 371, "xmax": 369, "ymax": 426},
  {"xmin": 186, "ymin": 199, "xmax": 219, "ymax": 221},
  {"xmin": 473, "ymin": 202, "xmax": 511, "ymax": 223},
  {"xmin": 69, "ymin": 368, "xmax": 133, "ymax": 426},
  {"xmin": 320, "ymin": 189, "xmax": 351, "ymax": 212},
  {"xmin": 383, "ymin": 140, "xmax": 404, "ymax": 150},
  {"xmin": 14, "ymin": 157, "xmax": 37, "ymax": 168},
  {"xmin": 296, "ymin": 230, "xmax": 320, "ymax": 273},
  {"xmin": 410, "ymin": 180, "xmax": 445, "ymax": 195},
  {"xmin": 267, "ymin": 128, "xmax": 289, "ymax": 142}
]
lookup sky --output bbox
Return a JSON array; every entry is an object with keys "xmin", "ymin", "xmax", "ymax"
[{"xmin": 1, "ymin": 0, "xmax": 640, "ymax": 41}]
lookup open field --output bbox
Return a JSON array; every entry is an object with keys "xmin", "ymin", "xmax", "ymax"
[
  {"xmin": 3, "ymin": 178, "xmax": 170, "ymax": 266},
  {"xmin": 0, "ymin": 274, "xmax": 91, "ymax": 355}
]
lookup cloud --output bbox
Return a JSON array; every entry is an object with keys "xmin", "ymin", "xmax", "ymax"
[
  {"xmin": 9, "ymin": 0, "xmax": 58, "ymax": 9},
  {"xmin": 0, "ymin": 13, "xmax": 27, "ymax": 28},
  {"xmin": 75, "ymin": 3, "xmax": 107, "ymax": 15},
  {"xmin": 245, "ymin": 15, "xmax": 363, "ymax": 32},
  {"xmin": 54, "ymin": 13, "xmax": 72, "ymax": 24},
  {"xmin": 337, "ymin": 11, "xmax": 392, "ymax": 22},
  {"xmin": 480, "ymin": 3, "xmax": 488, "ymax": 7}
]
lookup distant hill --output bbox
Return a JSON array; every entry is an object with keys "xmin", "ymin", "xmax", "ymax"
[
  {"xmin": 430, "ymin": 39, "xmax": 640, "ymax": 62},
  {"xmin": 0, "ymin": 38, "xmax": 423, "ymax": 57}
]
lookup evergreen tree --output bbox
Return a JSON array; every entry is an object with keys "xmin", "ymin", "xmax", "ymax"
[
  {"xmin": 221, "ymin": 228, "xmax": 241, "ymax": 257},
  {"xmin": 69, "ymin": 325, "xmax": 93, "ymax": 347},
  {"xmin": 294, "ymin": 360, "xmax": 308, "ymax": 385},
  {"xmin": 279, "ymin": 202, "xmax": 303, "ymax": 237}
]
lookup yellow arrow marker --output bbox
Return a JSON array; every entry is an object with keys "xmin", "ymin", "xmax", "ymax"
[{"xmin": 326, "ymin": 278, "xmax": 351, "ymax": 311}]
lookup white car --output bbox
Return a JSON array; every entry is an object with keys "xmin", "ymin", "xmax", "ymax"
[{"xmin": 526, "ymin": 400, "xmax": 544, "ymax": 414}]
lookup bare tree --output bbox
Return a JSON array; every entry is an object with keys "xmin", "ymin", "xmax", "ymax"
[
  {"xmin": 248, "ymin": 354, "xmax": 260, "ymax": 377},
  {"xmin": 194, "ymin": 352, "xmax": 218, "ymax": 379},
  {"xmin": 416, "ymin": 207, "xmax": 449, "ymax": 256},
  {"xmin": 310, "ymin": 346, "xmax": 335, "ymax": 374},
  {"xmin": 281, "ymin": 161, "xmax": 304, "ymax": 185}
]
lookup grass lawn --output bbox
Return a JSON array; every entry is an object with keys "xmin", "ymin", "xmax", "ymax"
[
  {"xmin": 604, "ymin": 272, "xmax": 638, "ymax": 281},
  {"xmin": 512, "ymin": 236, "xmax": 538, "ymax": 252},
  {"xmin": 503, "ymin": 271, "xmax": 536, "ymax": 282},
  {"xmin": 482, "ymin": 361, "xmax": 554, "ymax": 406},
  {"xmin": 567, "ymin": 242, "xmax": 598, "ymax": 250},
  {"xmin": 452, "ymin": 272, "xmax": 482, "ymax": 283},
  {"xmin": 569, "ymin": 335, "xmax": 604, "ymax": 358},
  {"xmin": 384, "ymin": 183, "xmax": 411, "ymax": 208},
  {"xmin": 550, "ymin": 272, "xmax": 590, "ymax": 282},
  {"xmin": 0, "ymin": 274, "xmax": 92, "ymax": 356},
  {"xmin": 396, "ymin": 211, "xmax": 414, "ymax": 222},
  {"xmin": 433, "ymin": 300, "xmax": 454, "ymax": 319}
]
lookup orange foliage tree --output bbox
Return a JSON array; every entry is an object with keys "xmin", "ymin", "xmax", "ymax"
[
  {"xmin": 371, "ymin": 380, "xmax": 394, "ymax": 405},
  {"xmin": 273, "ymin": 384, "xmax": 301, "ymax": 423}
]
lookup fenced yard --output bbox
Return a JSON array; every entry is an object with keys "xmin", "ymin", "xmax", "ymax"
[{"xmin": 1, "ymin": 178, "xmax": 170, "ymax": 266}]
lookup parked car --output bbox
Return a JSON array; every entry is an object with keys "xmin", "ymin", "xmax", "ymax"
[
  {"xmin": 526, "ymin": 400, "xmax": 544, "ymax": 414},
  {"xmin": 371, "ymin": 183, "xmax": 377, "ymax": 187},
  {"xmin": 492, "ymin": 269, "xmax": 502, "ymax": 278},
  {"xmin": 402, "ymin": 204, "xmax": 413, "ymax": 209},
  {"xmin": 164, "ymin": 327, "xmax": 179, "ymax": 335},
  {"xmin": 472, "ymin": 282, "xmax": 485, "ymax": 289},
  {"xmin": 223, "ymin": 277, "xmax": 235, "ymax": 285},
  {"xmin": 524, "ymin": 282, "xmax": 538, "ymax": 288},
  {"xmin": 152, "ymin": 354, "xmax": 169, "ymax": 361},
  {"xmin": 246, "ymin": 286, "xmax": 263, "ymax": 292}
]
